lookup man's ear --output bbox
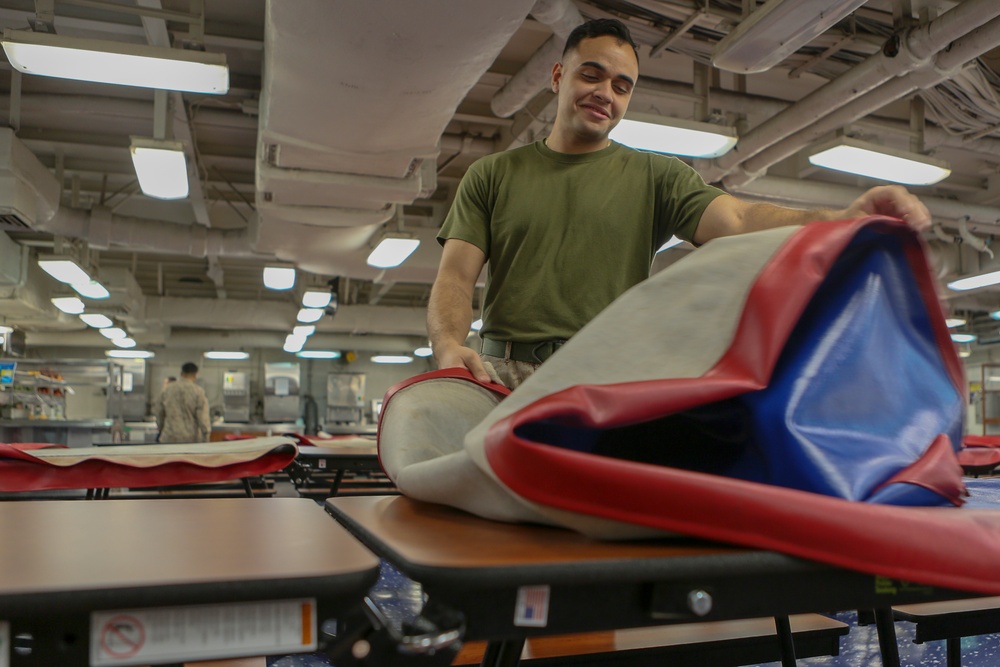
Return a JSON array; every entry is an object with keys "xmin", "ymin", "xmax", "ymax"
[{"xmin": 551, "ymin": 61, "xmax": 562, "ymax": 93}]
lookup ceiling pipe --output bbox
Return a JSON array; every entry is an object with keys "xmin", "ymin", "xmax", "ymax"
[
  {"xmin": 724, "ymin": 12, "xmax": 1000, "ymax": 188},
  {"xmin": 632, "ymin": 78, "xmax": 1000, "ymax": 161},
  {"xmin": 728, "ymin": 176, "xmax": 1000, "ymax": 228},
  {"xmin": 144, "ymin": 298, "xmax": 429, "ymax": 338},
  {"xmin": 33, "ymin": 206, "xmax": 260, "ymax": 258},
  {"xmin": 713, "ymin": 0, "xmax": 1000, "ymax": 178},
  {"xmin": 490, "ymin": 0, "xmax": 584, "ymax": 118}
]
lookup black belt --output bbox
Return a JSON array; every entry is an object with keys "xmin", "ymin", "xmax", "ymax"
[{"xmin": 481, "ymin": 337, "xmax": 567, "ymax": 364}]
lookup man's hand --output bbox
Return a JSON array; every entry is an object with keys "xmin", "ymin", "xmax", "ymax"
[
  {"xmin": 434, "ymin": 342, "xmax": 494, "ymax": 384},
  {"xmin": 842, "ymin": 185, "xmax": 932, "ymax": 233}
]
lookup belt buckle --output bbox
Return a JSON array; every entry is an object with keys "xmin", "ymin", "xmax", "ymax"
[{"xmin": 530, "ymin": 341, "xmax": 562, "ymax": 363}]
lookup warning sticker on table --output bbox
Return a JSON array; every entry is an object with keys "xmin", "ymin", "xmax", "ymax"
[
  {"xmin": 90, "ymin": 598, "xmax": 316, "ymax": 666},
  {"xmin": 513, "ymin": 585, "xmax": 550, "ymax": 628},
  {"xmin": 0, "ymin": 620, "xmax": 9, "ymax": 667}
]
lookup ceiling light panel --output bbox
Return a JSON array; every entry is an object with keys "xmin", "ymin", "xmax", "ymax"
[{"xmin": 1, "ymin": 29, "xmax": 229, "ymax": 94}]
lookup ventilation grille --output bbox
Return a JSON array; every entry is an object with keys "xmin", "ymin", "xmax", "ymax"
[{"xmin": 0, "ymin": 213, "xmax": 30, "ymax": 231}]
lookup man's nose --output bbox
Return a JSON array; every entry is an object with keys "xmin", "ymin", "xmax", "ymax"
[{"xmin": 593, "ymin": 82, "xmax": 612, "ymax": 102}]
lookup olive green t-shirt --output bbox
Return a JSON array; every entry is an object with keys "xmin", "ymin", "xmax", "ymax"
[{"xmin": 438, "ymin": 140, "xmax": 725, "ymax": 342}]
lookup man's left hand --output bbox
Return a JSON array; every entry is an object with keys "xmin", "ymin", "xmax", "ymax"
[{"xmin": 842, "ymin": 185, "xmax": 932, "ymax": 232}]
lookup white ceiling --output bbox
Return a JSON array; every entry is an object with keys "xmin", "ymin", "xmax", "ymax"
[{"xmin": 2, "ymin": 0, "xmax": 1000, "ymax": 354}]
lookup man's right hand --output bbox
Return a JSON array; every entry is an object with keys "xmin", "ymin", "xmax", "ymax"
[{"xmin": 434, "ymin": 343, "xmax": 494, "ymax": 384}]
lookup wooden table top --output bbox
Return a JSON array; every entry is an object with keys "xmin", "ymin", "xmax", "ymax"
[
  {"xmin": 0, "ymin": 497, "xmax": 379, "ymax": 606},
  {"xmin": 327, "ymin": 495, "xmax": 748, "ymax": 572}
]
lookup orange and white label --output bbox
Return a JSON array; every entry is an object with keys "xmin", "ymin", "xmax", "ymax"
[{"xmin": 90, "ymin": 599, "xmax": 316, "ymax": 666}]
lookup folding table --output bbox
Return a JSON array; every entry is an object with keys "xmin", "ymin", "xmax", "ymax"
[
  {"xmin": 326, "ymin": 495, "xmax": 980, "ymax": 667},
  {"xmin": 0, "ymin": 497, "xmax": 380, "ymax": 666},
  {"xmin": 286, "ymin": 443, "xmax": 394, "ymax": 498}
]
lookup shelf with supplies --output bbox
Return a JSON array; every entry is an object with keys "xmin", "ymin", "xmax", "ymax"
[{"xmin": 0, "ymin": 358, "xmax": 125, "ymax": 423}]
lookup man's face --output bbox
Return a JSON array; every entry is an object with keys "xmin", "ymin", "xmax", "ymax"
[{"xmin": 551, "ymin": 35, "xmax": 638, "ymax": 145}]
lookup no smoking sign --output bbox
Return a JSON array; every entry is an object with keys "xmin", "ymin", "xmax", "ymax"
[{"xmin": 99, "ymin": 615, "xmax": 145, "ymax": 660}]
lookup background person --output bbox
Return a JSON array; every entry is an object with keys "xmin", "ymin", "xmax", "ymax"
[{"xmin": 155, "ymin": 362, "xmax": 211, "ymax": 444}]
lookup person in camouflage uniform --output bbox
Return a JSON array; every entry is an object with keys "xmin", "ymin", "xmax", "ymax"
[{"xmin": 155, "ymin": 362, "xmax": 211, "ymax": 443}]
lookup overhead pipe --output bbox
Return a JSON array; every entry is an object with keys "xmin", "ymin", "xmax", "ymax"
[
  {"xmin": 959, "ymin": 217, "xmax": 995, "ymax": 259},
  {"xmin": 713, "ymin": 0, "xmax": 1000, "ymax": 178},
  {"xmin": 724, "ymin": 12, "xmax": 1000, "ymax": 187},
  {"xmin": 728, "ymin": 176, "xmax": 1000, "ymax": 228},
  {"xmin": 490, "ymin": 0, "xmax": 584, "ymax": 118},
  {"xmin": 34, "ymin": 206, "xmax": 260, "ymax": 258}
]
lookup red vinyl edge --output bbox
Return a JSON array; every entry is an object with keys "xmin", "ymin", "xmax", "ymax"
[
  {"xmin": 377, "ymin": 367, "xmax": 510, "ymax": 473},
  {"xmin": 482, "ymin": 217, "xmax": 982, "ymax": 592},
  {"xmin": 0, "ymin": 444, "xmax": 297, "ymax": 492}
]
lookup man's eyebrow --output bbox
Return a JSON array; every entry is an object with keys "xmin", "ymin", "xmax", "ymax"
[{"xmin": 579, "ymin": 60, "xmax": 635, "ymax": 87}]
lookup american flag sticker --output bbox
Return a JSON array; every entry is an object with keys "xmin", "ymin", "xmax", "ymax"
[{"xmin": 514, "ymin": 585, "xmax": 550, "ymax": 627}]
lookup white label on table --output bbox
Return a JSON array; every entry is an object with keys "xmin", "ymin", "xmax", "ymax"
[
  {"xmin": 513, "ymin": 585, "xmax": 550, "ymax": 627},
  {"xmin": 90, "ymin": 598, "xmax": 316, "ymax": 666},
  {"xmin": 0, "ymin": 620, "xmax": 9, "ymax": 667}
]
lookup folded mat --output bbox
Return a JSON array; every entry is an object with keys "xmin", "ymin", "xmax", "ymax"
[
  {"xmin": 964, "ymin": 435, "xmax": 1000, "ymax": 448},
  {"xmin": 0, "ymin": 437, "xmax": 298, "ymax": 491},
  {"xmin": 379, "ymin": 216, "xmax": 1000, "ymax": 595}
]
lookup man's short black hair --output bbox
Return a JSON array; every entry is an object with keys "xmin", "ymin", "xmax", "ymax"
[
  {"xmin": 562, "ymin": 18, "xmax": 638, "ymax": 57},
  {"xmin": 181, "ymin": 362, "xmax": 198, "ymax": 375}
]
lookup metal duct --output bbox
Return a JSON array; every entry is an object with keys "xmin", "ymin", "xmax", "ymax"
[
  {"xmin": 490, "ymin": 0, "xmax": 584, "ymax": 118},
  {"xmin": 714, "ymin": 0, "xmax": 1000, "ymax": 179},
  {"xmin": 725, "ymin": 12, "xmax": 1000, "ymax": 188}
]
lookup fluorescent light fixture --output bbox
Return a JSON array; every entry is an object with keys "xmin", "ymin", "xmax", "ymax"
[
  {"xmin": 945, "ymin": 317, "xmax": 967, "ymax": 328},
  {"xmin": 296, "ymin": 350, "xmax": 342, "ymax": 359},
  {"xmin": 990, "ymin": 311, "xmax": 1000, "ymax": 321},
  {"xmin": 204, "ymin": 351, "xmax": 249, "ymax": 360},
  {"xmin": 113, "ymin": 337, "xmax": 137, "ymax": 348},
  {"xmin": 106, "ymin": 349, "xmax": 155, "ymax": 359},
  {"xmin": 70, "ymin": 280, "xmax": 110, "ymax": 300},
  {"xmin": 656, "ymin": 236, "xmax": 685, "ymax": 253},
  {"xmin": 130, "ymin": 137, "xmax": 189, "ymax": 200},
  {"xmin": 712, "ymin": 0, "xmax": 867, "ymax": 73},
  {"xmin": 263, "ymin": 266, "xmax": 296, "ymax": 290},
  {"xmin": 610, "ymin": 113, "xmax": 738, "ymax": 158},
  {"xmin": 808, "ymin": 136, "xmax": 951, "ymax": 186},
  {"xmin": 292, "ymin": 325, "xmax": 316, "ymax": 337},
  {"xmin": 951, "ymin": 333, "xmax": 977, "ymax": 343},
  {"xmin": 471, "ymin": 319, "xmax": 483, "ymax": 331},
  {"xmin": 38, "ymin": 257, "xmax": 91, "ymax": 285},
  {"xmin": 51, "ymin": 296, "xmax": 85, "ymax": 314},
  {"xmin": 414, "ymin": 346, "xmax": 433, "ymax": 358},
  {"xmin": 367, "ymin": 237, "xmax": 420, "ymax": 269},
  {"xmin": 301, "ymin": 290, "xmax": 332, "ymax": 309},
  {"xmin": 296, "ymin": 308, "xmax": 324, "ymax": 323},
  {"xmin": 80, "ymin": 313, "xmax": 113, "ymax": 328},
  {"xmin": 283, "ymin": 334, "xmax": 306, "ymax": 353},
  {"xmin": 947, "ymin": 270, "xmax": 1000, "ymax": 292},
  {"xmin": 99, "ymin": 327, "xmax": 128, "ymax": 340},
  {"xmin": 1, "ymin": 29, "xmax": 229, "ymax": 94},
  {"xmin": 372, "ymin": 355, "xmax": 413, "ymax": 364}
]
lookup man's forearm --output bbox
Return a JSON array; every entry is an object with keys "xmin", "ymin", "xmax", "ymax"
[
  {"xmin": 739, "ymin": 202, "xmax": 844, "ymax": 235},
  {"xmin": 427, "ymin": 279, "xmax": 475, "ymax": 353}
]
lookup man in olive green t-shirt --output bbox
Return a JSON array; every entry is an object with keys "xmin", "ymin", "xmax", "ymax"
[{"xmin": 429, "ymin": 18, "xmax": 932, "ymax": 389}]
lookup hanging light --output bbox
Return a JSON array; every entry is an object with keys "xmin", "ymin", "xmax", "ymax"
[
  {"xmin": 610, "ymin": 113, "xmax": 738, "ymax": 158},
  {"xmin": 808, "ymin": 136, "xmax": 951, "ymax": 186},
  {"xmin": 1, "ymin": 28, "xmax": 229, "ymax": 94}
]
